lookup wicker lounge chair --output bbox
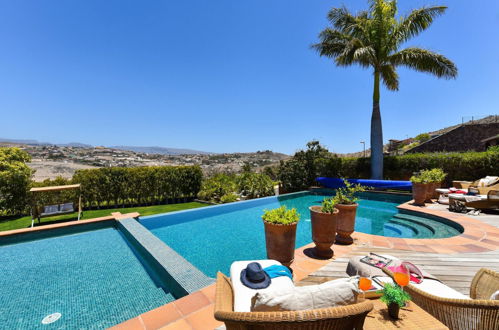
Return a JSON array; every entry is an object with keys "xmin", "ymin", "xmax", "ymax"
[
  {"xmin": 449, "ymin": 190, "xmax": 499, "ymax": 211},
  {"xmin": 214, "ymin": 272, "xmax": 374, "ymax": 330},
  {"xmin": 453, "ymin": 178, "xmax": 499, "ymax": 195},
  {"xmin": 383, "ymin": 268, "xmax": 499, "ymax": 330}
]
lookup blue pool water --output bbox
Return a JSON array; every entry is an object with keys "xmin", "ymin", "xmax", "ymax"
[
  {"xmin": 141, "ymin": 192, "xmax": 462, "ymax": 277},
  {"xmin": 0, "ymin": 227, "xmax": 174, "ymax": 329}
]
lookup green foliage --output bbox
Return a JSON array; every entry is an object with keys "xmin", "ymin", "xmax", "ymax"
[
  {"xmin": 197, "ymin": 173, "xmax": 237, "ymax": 203},
  {"xmin": 278, "ymin": 141, "xmax": 341, "ymax": 192},
  {"xmin": 333, "ymin": 152, "xmax": 498, "ymax": 184},
  {"xmin": 262, "ymin": 206, "xmax": 300, "ymax": 225},
  {"xmin": 378, "ymin": 283, "xmax": 411, "ymax": 307},
  {"xmin": 410, "ymin": 172, "xmax": 427, "ymax": 184},
  {"xmin": 72, "ymin": 165, "xmax": 202, "ymax": 208},
  {"xmin": 414, "ymin": 133, "xmax": 431, "ymax": 143},
  {"xmin": 0, "ymin": 148, "xmax": 33, "ymax": 215},
  {"xmin": 237, "ymin": 172, "xmax": 274, "ymax": 199},
  {"xmin": 220, "ymin": 193, "xmax": 239, "ymax": 203},
  {"xmin": 199, "ymin": 171, "xmax": 274, "ymax": 203},
  {"xmin": 321, "ymin": 197, "xmax": 337, "ymax": 214},
  {"xmin": 333, "ymin": 179, "xmax": 368, "ymax": 205},
  {"xmin": 487, "ymin": 145, "xmax": 499, "ymax": 153},
  {"xmin": 425, "ymin": 168, "xmax": 447, "ymax": 182}
]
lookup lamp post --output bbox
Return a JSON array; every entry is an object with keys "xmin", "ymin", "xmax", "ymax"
[{"xmin": 360, "ymin": 141, "xmax": 366, "ymax": 158}]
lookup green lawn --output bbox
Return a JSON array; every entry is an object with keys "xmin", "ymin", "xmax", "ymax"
[{"xmin": 0, "ymin": 202, "xmax": 208, "ymax": 232}]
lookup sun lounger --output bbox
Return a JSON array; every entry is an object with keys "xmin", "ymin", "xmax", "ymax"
[{"xmin": 449, "ymin": 190, "xmax": 499, "ymax": 211}]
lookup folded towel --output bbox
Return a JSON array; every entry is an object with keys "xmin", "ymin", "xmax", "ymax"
[
  {"xmin": 464, "ymin": 195, "xmax": 483, "ymax": 202},
  {"xmin": 264, "ymin": 265, "xmax": 293, "ymax": 280}
]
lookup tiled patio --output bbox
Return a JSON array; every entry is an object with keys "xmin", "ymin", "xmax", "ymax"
[{"xmin": 110, "ymin": 200, "xmax": 499, "ymax": 330}]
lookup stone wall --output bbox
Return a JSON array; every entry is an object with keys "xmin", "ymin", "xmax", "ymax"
[{"xmin": 407, "ymin": 123, "xmax": 499, "ymax": 153}]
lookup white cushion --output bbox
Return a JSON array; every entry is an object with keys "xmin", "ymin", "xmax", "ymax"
[
  {"xmin": 230, "ymin": 260, "xmax": 294, "ymax": 312},
  {"xmin": 449, "ymin": 194, "xmax": 487, "ymax": 201},
  {"xmin": 491, "ymin": 290, "xmax": 499, "ymax": 300},
  {"xmin": 374, "ymin": 276, "xmax": 470, "ymax": 300},
  {"xmin": 251, "ymin": 277, "xmax": 360, "ymax": 312}
]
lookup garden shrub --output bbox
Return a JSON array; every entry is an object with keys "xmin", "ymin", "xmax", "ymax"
[
  {"xmin": 0, "ymin": 148, "xmax": 33, "ymax": 215},
  {"xmin": 237, "ymin": 172, "xmax": 274, "ymax": 199},
  {"xmin": 72, "ymin": 165, "xmax": 202, "ymax": 208},
  {"xmin": 278, "ymin": 142, "xmax": 499, "ymax": 191}
]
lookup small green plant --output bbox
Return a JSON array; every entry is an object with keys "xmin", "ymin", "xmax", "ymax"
[
  {"xmin": 321, "ymin": 197, "xmax": 337, "ymax": 214},
  {"xmin": 332, "ymin": 179, "xmax": 368, "ymax": 205},
  {"xmin": 426, "ymin": 168, "xmax": 447, "ymax": 183},
  {"xmin": 487, "ymin": 145, "xmax": 499, "ymax": 153},
  {"xmin": 410, "ymin": 171, "xmax": 428, "ymax": 184},
  {"xmin": 414, "ymin": 133, "xmax": 431, "ymax": 143},
  {"xmin": 377, "ymin": 283, "xmax": 411, "ymax": 307},
  {"xmin": 262, "ymin": 206, "xmax": 300, "ymax": 225},
  {"xmin": 220, "ymin": 193, "xmax": 239, "ymax": 203}
]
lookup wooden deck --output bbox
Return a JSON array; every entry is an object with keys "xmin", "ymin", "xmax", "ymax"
[{"xmin": 298, "ymin": 246, "xmax": 499, "ymax": 295}]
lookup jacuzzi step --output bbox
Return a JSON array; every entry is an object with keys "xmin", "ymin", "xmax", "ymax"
[{"xmin": 393, "ymin": 213, "xmax": 460, "ymax": 238}]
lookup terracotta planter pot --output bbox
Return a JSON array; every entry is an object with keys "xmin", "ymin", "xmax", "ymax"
[
  {"xmin": 263, "ymin": 221, "xmax": 297, "ymax": 267},
  {"xmin": 425, "ymin": 182, "xmax": 439, "ymax": 202},
  {"xmin": 388, "ymin": 302, "xmax": 400, "ymax": 319},
  {"xmin": 335, "ymin": 203, "xmax": 358, "ymax": 245},
  {"xmin": 412, "ymin": 182, "xmax": 427, "ymax": 206},
  {"xmin": 309, "ymin": 206, "xmax": 338, "ymax": 258}
]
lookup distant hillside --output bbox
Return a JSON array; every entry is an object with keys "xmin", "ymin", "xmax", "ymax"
[
  {"xmin": 338, "ymin": 115, "xmax": 498, "ymax": 157},
  {"xmin": 111, "ymin": 145, "xmax": 213, "ymax": 155},
  {"xmin": 0, "ymin": 138, "xmax": 93, "ymax": 148}
]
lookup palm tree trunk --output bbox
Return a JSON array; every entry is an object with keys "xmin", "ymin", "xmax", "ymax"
[{"xmin": 370, "ymin": 70, "xmax": 383, "ymax": 179}]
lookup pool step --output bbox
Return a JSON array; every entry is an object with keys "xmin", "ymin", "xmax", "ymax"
[
  {"xmin": 385, "ymin": 219, "xmax": 431, "ymax": 238},
  {"xmin": 383, "ymin": 222, "xmax": 417, "ymax": 237},
  {"xmin": 393, "ymin": 213, "xmax": 460, "ymax": 238}
]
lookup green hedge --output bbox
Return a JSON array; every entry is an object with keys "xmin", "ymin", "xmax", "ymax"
[
  {"xmin": 279, "ymin": 145, "xmax": 499, "ymax": 191},
  {"xmin": 339, "ymin": 152, "xmax": 499, "ymax": 184},
  {"xmin": 72, "ymin": 166, "xmax": 203, "ymax": 208}
]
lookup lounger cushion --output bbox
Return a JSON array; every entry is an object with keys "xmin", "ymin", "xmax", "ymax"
[
  {"xmin": 251, "ymin": 277, "xmax": 360, "ymax": 312},
  {"xmin": 375, "ymin": 276, "xmax": 471, "ymax": 300},
  {"xmin": 491, "ymin": 290, "xmax": 499, "ymax": 300},
  {"xmin": 230, "ymin": 260, "xmax": 294, "ymax": 312}
]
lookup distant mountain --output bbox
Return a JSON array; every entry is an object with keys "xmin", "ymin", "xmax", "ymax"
[
  {"xmin": 110, "ymin": 145, "xmax": 213, "ymax": 155},
  {"xmin": 0, "ymin": 138, "xmax": 92, "ymax": 148}
]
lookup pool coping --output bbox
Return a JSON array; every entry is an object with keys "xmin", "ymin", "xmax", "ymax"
[{"xmin": 110, "ymin": 199, "xmax": 499, "ymax": 330}]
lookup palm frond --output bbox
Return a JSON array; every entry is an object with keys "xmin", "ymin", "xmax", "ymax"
[
  {"xmin": 312, "ymin": 28, "xmax": 352, "ymax": 58},
  {"xmin": 327, "ymin": 7, "xmax": 368, "ymax": 39},
  {"xmin": 394, "ymin": 6, "xmax": 447, "ymax": 45},
  {"xmin": 388, "ymin": 47, "xmax": 457, "ymax": 78},
  {"xmin": 379, "ymin": 65, "xmax": 399, "ymax": 90}
]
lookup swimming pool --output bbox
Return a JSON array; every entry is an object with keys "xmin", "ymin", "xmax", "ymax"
[
  {"xmin": 0, "ymin": 225, "xmax": 174, "ymax": 329},
  {"xmin": 141, "ymin": 191, "xmax": 463, "ymax": 277}
]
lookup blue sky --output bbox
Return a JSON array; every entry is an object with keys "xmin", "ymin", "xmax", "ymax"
[{"xmin": 0, "ymin": 0, "xmax": 497, "ymax": 154}]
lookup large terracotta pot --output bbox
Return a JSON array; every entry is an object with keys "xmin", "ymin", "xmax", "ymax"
[
  {"xmin": 335, "ymin": 203, "xmax": 358, "ymax": 245},
  {"xmin": 425, "ymin": 182, "xmax": 439, "ymax": 202},
  {"xmin": 263, "ymin": 221, "xmax": 297, "ymax": 267},
  {"xmin": 309, "ymin": 206, "xmax": 338, "ymax": 258},
  {"xmin": 388, "ymin": 302, "xmax": 400, "ymax": 319},
  {"xmin": 412, "ymin": 182, "xmax": 428, "ymax": 206}
]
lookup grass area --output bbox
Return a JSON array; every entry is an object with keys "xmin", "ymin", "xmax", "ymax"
[{"xmin": 0, "ymin": 202, "xmax": 208, "ymax": 232}]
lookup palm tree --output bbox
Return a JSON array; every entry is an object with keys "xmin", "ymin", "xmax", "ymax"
[{"xmin": 313, "ymin": 0, "xmax": 457, "ymax": 179}]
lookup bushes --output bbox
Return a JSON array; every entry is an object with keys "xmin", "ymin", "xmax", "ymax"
[
  {"xmin": 0, "ymin": 148, "xmax": 33, "ymax": 215},
  {"xmin": 198, "ymin": 172, "xmax": 275, "ymax": 203},
  {"xmin": 278, "ymin": 141, "xmax": 499, "ymax": 191},
  {"xmin": 72, "ymin": 165, "xmax": 202, "ymax": 208}
]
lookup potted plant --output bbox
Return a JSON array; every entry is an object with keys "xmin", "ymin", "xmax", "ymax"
[
  {"xmin": 410, "ymin": 172, "xmax": 428, "ymax": 206},
  {"xmin": 333, "ymin": 179, "xmax": 367, "ymax": 245},
  {"xmin": 309, "ymin": 197, "xmax": 338, "ymax": 258},
  {"xmin": 261, "ymin": 206, "xmax": 300, "ymax": 267},
  {"xmin": 426, "ymin": 168, "xmax": 447, "ymax": 201},
  {"xmin": 378, "ymin": 283, "xmax": 411, "ymax": 319}
]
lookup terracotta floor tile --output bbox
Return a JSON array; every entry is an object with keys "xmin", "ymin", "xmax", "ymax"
[
  {"xmin": 200, "ymin": 284, "xmax": 216, "ymax": 303},
  {"xmin": 110, "ymin": 317, "xmax": 144, "ymax": 330},
  {"xmin": 174, "ymin": 292, "xmax": 211, "ymax": 316},
  {"xmin": 141, "ymin": 303, "xmax": 182, "ymax": 330},
  {"xmin": 185, "ymin": 305, "xmax": 221, "ymax": 330},
  {"xmin": 159, "ymin": 319, "xmax": 192, "ymax": 330},
  {"xmin": 482, "ymin": 238, "xmax": 499, "ymax": 246},
  {"xmin": 372, "ymin": 238, "xmax": 392, "ymax": 248},
  {"xmin": 292, "ymin": 259, "xmax": 324, "ymax": 273},
  {"xmin": 407, "ymin": 245, "xmax": 436, "ymax": 253},
  {"xmin": 461, "ymin": 244, "xmax": 492, "ymax": 253}
]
